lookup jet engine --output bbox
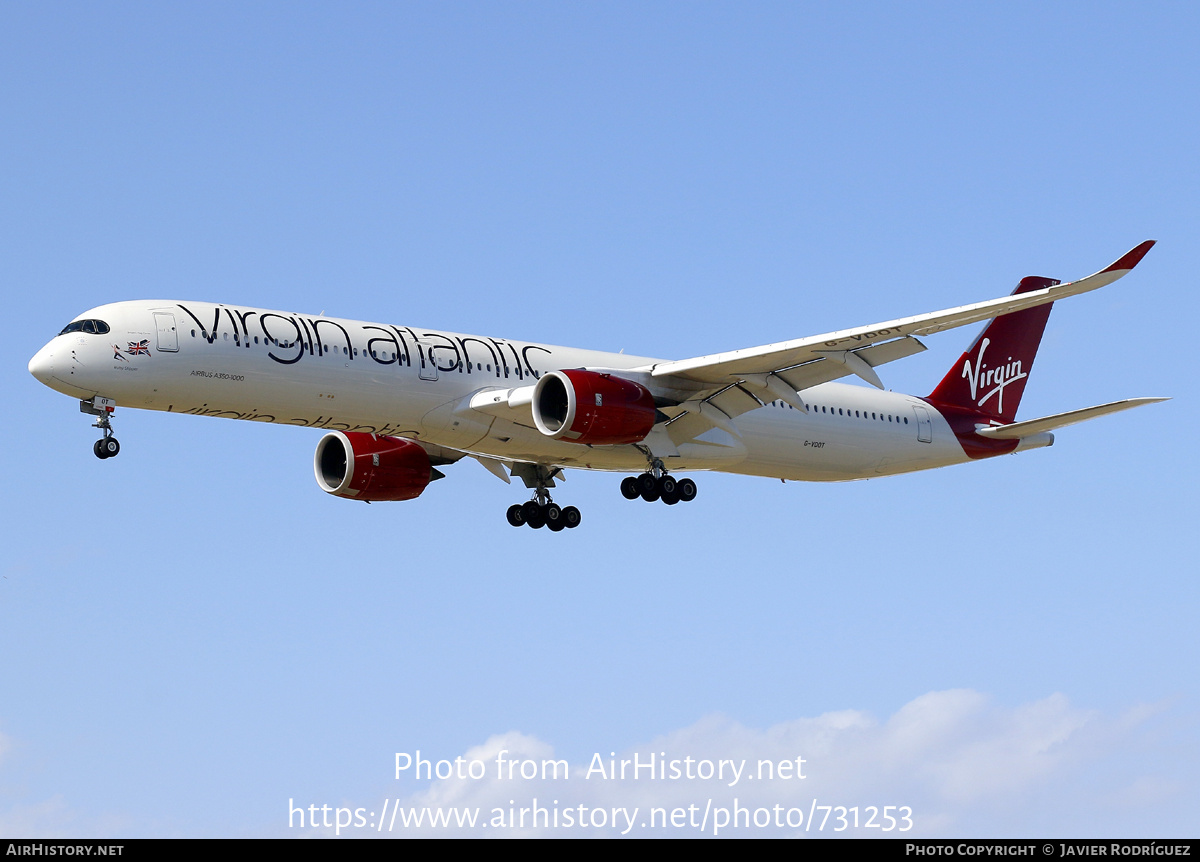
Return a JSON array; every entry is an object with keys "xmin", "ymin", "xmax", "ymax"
[
  {"xmin": 314, "ymin": 431, "xmax": 438, "ymax": 501},
  {"xmin": 532, "ymin": 369, "xmax": 657, "ymax": 445}
]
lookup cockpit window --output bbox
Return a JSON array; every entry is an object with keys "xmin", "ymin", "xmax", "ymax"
[{"xmin": 58, "ymin": 319, "xmax": 111, "ymax": 336}]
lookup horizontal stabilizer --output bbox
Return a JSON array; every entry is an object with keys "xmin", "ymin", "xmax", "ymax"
[{"xmin": 975, "ymin": 397, "xmax": 1169, "ymax": 439}]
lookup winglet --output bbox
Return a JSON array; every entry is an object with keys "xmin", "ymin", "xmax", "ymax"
[{"xmin": 1102, "ymin": 240, "xmax": 1155, "ymax": 274}]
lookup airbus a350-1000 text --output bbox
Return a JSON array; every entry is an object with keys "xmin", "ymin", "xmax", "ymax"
[{"xmin": 29, "ymin": 242, "xmax": 1166, "ymax": 531}]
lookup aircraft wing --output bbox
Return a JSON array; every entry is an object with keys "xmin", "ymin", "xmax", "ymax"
[
  {"xmin": 648, "ymin": 241, "xmax": 1154, "ymax": 387},
  {"xmin": 974, "ymin": 397, "xmax": 1169, "ymax": 440},
  {"xmin": 635, "ymin": 242, "xmax": 1155, "ymax": 438},
  {"xmin": 463, "ymin": 242, "xmax": 1155, "ymax": 450}
]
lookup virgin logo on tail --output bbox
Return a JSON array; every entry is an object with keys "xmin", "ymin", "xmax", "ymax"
[{"xmin": 961, "ymin": 337, "xmax": 1026, "ymax": 414}]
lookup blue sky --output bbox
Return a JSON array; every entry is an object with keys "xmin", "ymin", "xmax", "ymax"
[{"xmin": 2, "ymin": 2, "xmax": 1197, "ymax": 837}]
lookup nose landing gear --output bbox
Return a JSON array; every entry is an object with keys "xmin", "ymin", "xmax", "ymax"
[
  {"xmin": 81, "ymin": 397, "xmax": 120, "ymax": 459},
  {"xmin": 93, "ymin": 436, "xmax": 120, "ymax": 459}
]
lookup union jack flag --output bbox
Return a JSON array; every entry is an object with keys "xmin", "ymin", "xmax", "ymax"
[{"xmin": 126, "ymin": 339, "xmax": 151, "ymax": 356}]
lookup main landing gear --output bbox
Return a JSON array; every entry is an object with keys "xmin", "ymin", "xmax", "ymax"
[
  {"xmin": 506, "ymin": 499, "xmax": 582, "ymax": 532},
  {"xmin": 620, "ymin": 457, "xmax": 698, "ymax": 505},
  {"xmin": 82, "ymin": 397, "xmax": 120, "ymax": 459},
  {"xmin": 505, "ymin": 464, "xmax": 581, "ymax": 531}
]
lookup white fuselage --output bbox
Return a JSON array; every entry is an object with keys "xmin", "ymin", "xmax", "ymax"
[{"xmin": 29, "ymin": 300, "xmax": 971, "ymax": 482}]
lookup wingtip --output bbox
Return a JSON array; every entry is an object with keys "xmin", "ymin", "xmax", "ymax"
[{"xmin": 1102, "ymin": 240, "xmax": 1156, "ymax": 273}]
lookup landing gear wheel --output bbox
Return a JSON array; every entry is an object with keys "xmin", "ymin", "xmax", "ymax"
[
  {"xmin": 506, "ymin": 504, "xmax": 526, "ymax": 527},
  {"xmin": 638, "ymin": 472, "xmax": 660, "ymax": 502},
  {"xmin": 95, "ymin": 437, "xmax": 120, "ymax": 459},
  {"xmin": 562, "ymin": 506, "xmax": 581, "ymax": 529},
  {"xmin": 544, "ymin": 503, "xmax": 563, "ymax": 529},
  {"xmin": 662, "ymin": 488, "xmax": 680, "ymax": 505},
  {"xmin": 620, "ymin": 476, "xmax": 640, "ymax": 500},
  {"xmin": 94, "ymin": 439, "xmax": 106, "ymax": 459},
  {"xmin": 677, "ymin": 477, "xmax": 698, "ymax": 502},
  {"xmin": 523, "ymin": 502, "xmax": 546, "ymax": 529},
  {"xmin": 658, "ymin": 475, "xmax": 677, "ymax": 496}
]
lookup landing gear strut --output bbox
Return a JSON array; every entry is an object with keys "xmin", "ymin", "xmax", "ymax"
[
  {"xmin": 505, "ymin": 464, "xmax": 581, "ymax": 531},
  {"xmin": 82, "ymin": 397, "xmax": 120, "ymax": 459}
]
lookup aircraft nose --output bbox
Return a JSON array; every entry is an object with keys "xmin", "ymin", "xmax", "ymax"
[{"xmin": 28, "ymin": 343, "xmax": 55, "ymax": 385}]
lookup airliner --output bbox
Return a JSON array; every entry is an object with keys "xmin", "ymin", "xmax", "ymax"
[{"xmin": 29, "ymin": 242, "xmax": 1165, "ymax": 531}]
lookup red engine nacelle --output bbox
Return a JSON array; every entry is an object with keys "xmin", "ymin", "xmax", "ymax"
[
  {"xmin": 532, "ymin": 369, "xmax": 657, "ymax": 445},
  {"xmin": 314, "ymin": 431, "xmax": 436, "ymax": 502}
]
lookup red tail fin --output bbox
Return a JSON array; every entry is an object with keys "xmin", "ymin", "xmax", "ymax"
[{"xmin": 927, "ymin": 276, "xmax": 1057, "ymax": 424}]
